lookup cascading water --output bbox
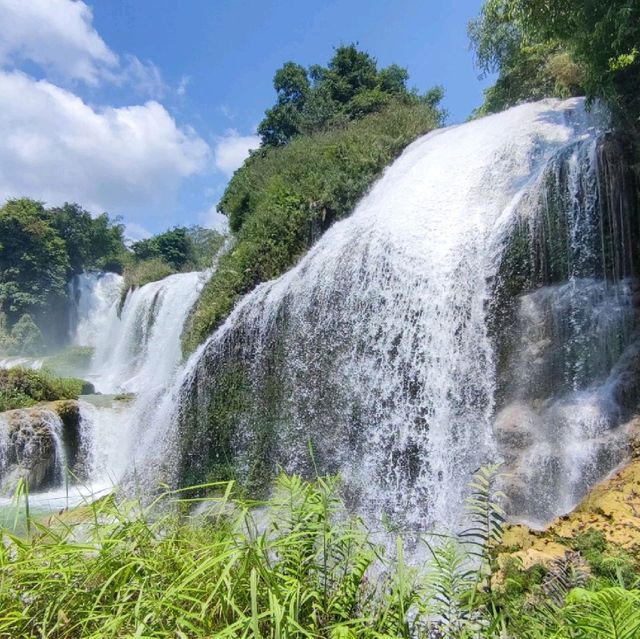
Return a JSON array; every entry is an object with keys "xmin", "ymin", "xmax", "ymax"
[
  {"xmin": 0, "ymin": 408, "xmax": 67, "ymax": 493},
  {"xmin": 0, "ymin": 269, "xmax": 209, "ymax": 510},
  {"xmin": 91, "ymin": 272, "xmax": 205, "ymax": 394},
  {"xmin": 155, "ymin": 97, "xmax": 639, "ymax": 531},
  {"xmin": 2, "ymin": 98, "xmax": 636, "ymax": 533},
  {"xmin": 69, "ymin": 272, "xmax": 124, "ymax": 349}
]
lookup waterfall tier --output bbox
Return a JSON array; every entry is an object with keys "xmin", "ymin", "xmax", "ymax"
[{"xmin": 165, "ymin": 98, "xmax": 638, "ymax": 529}]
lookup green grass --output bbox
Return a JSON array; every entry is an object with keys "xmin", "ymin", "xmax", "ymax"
[
  {"xmin": 182, "ymin": 101, "xmax": 442, "ymax": 353},
  {"xmin": 0, "ymin": 367, "xmax": 89, "ymax": 411},
  {"xmin": 2, "ymin": 467, "xmax": 637, "ymax": 638},
  {"xmin": 122, "ymin": 257, "xmax": 177, "ymax": 291}
]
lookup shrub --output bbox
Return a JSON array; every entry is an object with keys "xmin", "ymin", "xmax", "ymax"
[
  {"xmin": 42, "ymin": 346, "xmax": 94, "ymax": 378},
  {"xmin": 122, "ymin": 257, "xmax": 176, "ymax": 290},
  {"xmin": 0, "ymin": 367, "xmax": 88, "ymax": 411}
]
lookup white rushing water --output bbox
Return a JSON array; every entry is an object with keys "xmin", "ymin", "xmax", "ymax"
[
  {"xmin": 69, "ymin": 272, "xmax": 125, "ymax": 349},
  {"xmin": 165, "ymin": 97, "xmax": 637, "ymax": 530},
  {"xmin": 0, "ymin": 270, "xmax": 208, "ymax": 512},
  {"xmin": 1, "ymin": 98, "xmax": 637, "ymax": 532},
  {"xmin": 78, "ymin": 270, "xmax": 207, "ymax": 474}
]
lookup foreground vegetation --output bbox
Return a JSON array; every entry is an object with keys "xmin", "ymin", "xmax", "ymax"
[
  {"xmin": 1, "ymin": 470, "xmax": 638, "ymax": 638},
  {"xmin": 0, "ymin": 367, "xmax": 90, "ymax": 412}
]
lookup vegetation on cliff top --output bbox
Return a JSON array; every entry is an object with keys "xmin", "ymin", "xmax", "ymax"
[
  {"xmin": 0, "ymin": 367, "xmax": 90, "ymax": 412},
  {"xmin": 470, "ymin": 0, "xmax": 640, "ymax": 129},
  {"xmin": 182, "ymin": 45, "xmax": 445, "ymax": 352},
  {"xmin": 123, "ymin": 225, "xmax": 224, "ymax": 290}
]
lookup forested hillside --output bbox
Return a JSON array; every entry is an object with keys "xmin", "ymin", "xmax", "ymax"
[{"xmin": 182, "ymin": 44, "xmax": 445, "ymax": 352}]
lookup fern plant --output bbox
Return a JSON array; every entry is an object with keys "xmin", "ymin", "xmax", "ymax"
[
  {"xmin": 563, "ymin": 587, "xmax": 640, "ymax": 639},
  {"xmin": 417, "ymin": 465, "xmax": 506, "ymax": 638}
]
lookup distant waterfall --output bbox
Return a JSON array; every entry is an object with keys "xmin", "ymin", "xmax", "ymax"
[
  {"xmin": 69, "ymin": 272, "xmax": 124, "ymax": 349},
  {"xmin": 163, "ymin": 98, "xmax": 638, "ymax": 530},
  {"xmin": 3, "ymin": 270, "xmax": 210, "ymax": 504}
]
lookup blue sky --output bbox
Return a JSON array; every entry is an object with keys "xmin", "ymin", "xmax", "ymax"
[{"xmin": 0, "ymin": 0, "xmax": 491, "ymax": 239}]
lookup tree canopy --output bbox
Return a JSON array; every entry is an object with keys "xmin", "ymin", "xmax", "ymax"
[
  {"xmin": 470, "ymin": 0, "xmax": 640, "ymax": 127},
  {"xmin": 257, "ymin": 44, "xmax": 443, "ymax": 146}
]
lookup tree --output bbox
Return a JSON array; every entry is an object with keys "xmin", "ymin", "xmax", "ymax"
[
  {"xmin": 131, "ymin": 227, "xmax": 194, "ymax": 270},
  {"xmin": 470, "ymin": 1, "xmax": 640, "ymax": 127},
  {"xmin": 47, "ymin": 204, "xmax": 127, "ymax": 274},
  {"xmin": 257, "ymin": 44, "xmax": 435, "ymax": 146},
  {"xmin": 0, "ymin": 199, "xmax": 69, "ymax": 325}
]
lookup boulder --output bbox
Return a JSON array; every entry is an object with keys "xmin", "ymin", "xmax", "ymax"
[{"xmin": 0, "ymin": 400, "xmax": 83, "ymax": 495}]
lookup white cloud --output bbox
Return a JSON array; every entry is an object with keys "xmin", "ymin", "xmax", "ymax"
[
  {"xmin": 0, "ymin": 0, "xmax": 166, "ymax": 96},
  {"xmin": 177, "ymin": 75, "xmax": 191, "ymax": 97},
  {"xmin": 125, "ymin": 222, "xmax": 152, "ymax": 243},
  {"xmin": 115, "ymin": 55, "xmax": 166, "ymax": 99},
  {"xmin": 202, "ymin": 204, "xmax": 230, "ymax": 234},
  {"xmin": 0, "ymin": 70, "xmax": 210, "ymax": 214},
  {"xmin": 0, "ymin": 0, "xmax": 116, "ymax": 84},
  {"xmin": 214, "ymin": 129, "xmax": 260, "ymax": 177}
]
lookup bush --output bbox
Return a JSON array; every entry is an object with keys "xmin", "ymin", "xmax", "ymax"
[
  {"xmin": 0, "ymin": 367, "xmax": 88, "ymax": 411},
  {"xmin": 122, "ymin": 257, "xmax": 176, "ymax": 290},
  {"xmin": 182, "ymin": 101, "xmax": 442, "ymax": 352}
]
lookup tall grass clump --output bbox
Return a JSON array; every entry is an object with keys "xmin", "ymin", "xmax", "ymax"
[{"xmin": 1, "ymin": 468, "xmax": 638, "ymax": 638}]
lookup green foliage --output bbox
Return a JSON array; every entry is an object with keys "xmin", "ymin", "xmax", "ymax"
[
  {"xmin": 564, "ymin": 587, "xmax": 640, "ymax": 639},
  {"xmin": 469, "ymin": 0, "xmax": 586, "ymax": 115},
  {"xmin": 257, "ymin": 44, "xmax": 444, "ymax": 146},
  {"xmin": 470, "ymin": 0, "xmax": 640, "ymax": 128},
  {"xmin": 1, "ymin": 467, "xmax": 638, "ymax": 638},
  {"xmin": 48, "ymin": 204, "xmax": 127, "ymax": 273},
  {"xmin": 131, "ymin": 226, "xmax": 193, "ymax": 270},
  {"xmin": 0, "ymin": 199, "xmax": 69, "ymax": 326},
  {"xmin": 42, "ymin": 346, "xmax": 94, "ymax": 379},
  {"xmin": 122, "ymin": 256, "xmax": 177, "ymax": 290},
  {"xmin": 124, "ymin": 226, "xmax": 224, "ymax": 289},
  {"xmin": 0, "ymin": 367, "xmax": 87, "ymax": 411},
  {"xmin": 570, "ymin": 530, "xmax": 640, "ymax": 588},
  {"xmin": 183, "ymin": 101, "xmax": 442, "ymax": 352},
  {"xmin": 0, "ymin": 198, "xmax": 127, "ymax": 347},
  {"xmin": 0, "ymin": 313, "xmax": 45, "ymax": 356}
]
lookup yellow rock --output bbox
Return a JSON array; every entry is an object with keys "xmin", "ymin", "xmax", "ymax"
[{"xmin": 496, "ymin": 447, "xmax": 640, "ymax": 577}]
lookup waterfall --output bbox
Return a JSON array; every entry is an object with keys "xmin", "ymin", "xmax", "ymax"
[
  {"xmin": 161, "ymin": 97, "xmax": 638, "ymax": 530},
  {"xmin": 2, "ymin": 98, "xmax": 636, "ymax": 531},
  {"xmin": 69, "ymin": 272, "xmax": 124, "ymax": 348},
  {"xmin": 64, "ymin": 270, "xmax": 208, "ymax": 491},
  {"xmin": 90, "ymin": 271, "xmax": 205, "ymax": 394},
  {"xmin": 0, "ymin": 269, "xmax": 208, "ymax": 507}
]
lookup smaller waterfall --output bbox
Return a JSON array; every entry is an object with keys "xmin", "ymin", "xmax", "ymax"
[
  {"xmin": 90, "ymin": 272, "xmax": 205, "ymax": 394},
  {"xmin": 69, "ymin": 272, "xmax": 124, "ymax": 348},
  {"xmin": 0, "ymin": 418, "xmax": 9, "ymax": 477},
  {"xmin": 75, "ymin": 400, "xmax": 136, "ymax": 488},
  {"xmin": 0, "ymin": 409, "xmax": 67, "ymax": 494}
]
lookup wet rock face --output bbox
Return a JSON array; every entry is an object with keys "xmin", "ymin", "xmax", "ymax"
[{"xmin": 0, "ymin": 401, "xmax": 83, "ymax": 495}]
